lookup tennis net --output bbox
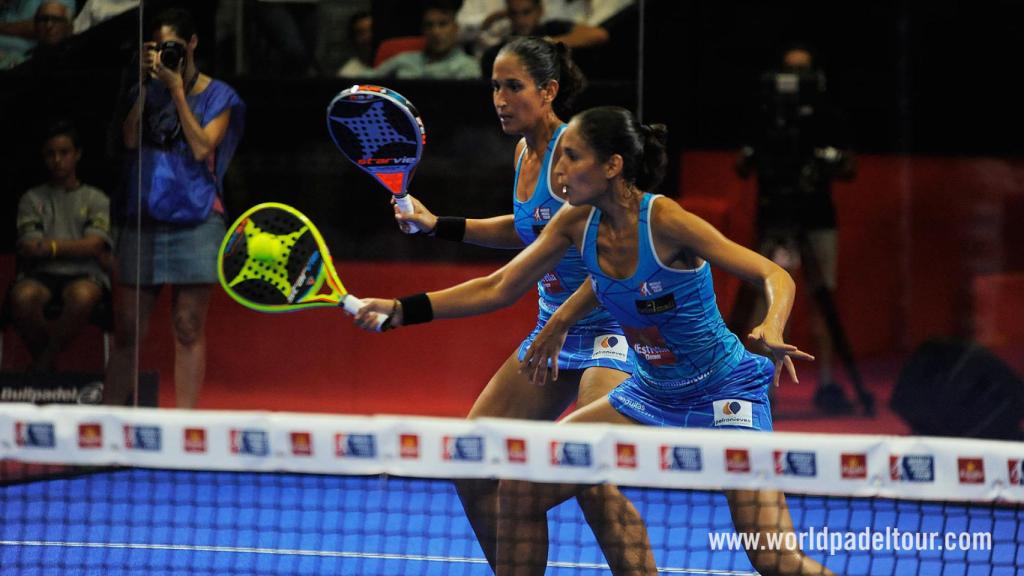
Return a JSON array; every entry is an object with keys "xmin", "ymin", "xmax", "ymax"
[{"xmin": 1, "ymin": 403, "xmax": 1021, "ymax": 575}]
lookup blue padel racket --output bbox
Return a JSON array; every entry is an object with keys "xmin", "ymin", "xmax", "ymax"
[
  {"xmin": 218, "ymin": 202, "xmax": 386, "ymax": 330},
  {"xmin": 327, "ymin": 84, "xmax": 426, "ymax": 232}
]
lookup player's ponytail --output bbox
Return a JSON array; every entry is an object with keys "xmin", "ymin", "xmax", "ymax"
[
  {"xmin": 573, "ymin": 107, "xmax": 668, "ymax": 192},
  {"xmin": 636, "ymin": 123, "xmax": 668, "ymax": 191},
  {"xmin": 498, "ymin": 37, "xmax": 587, "ymax": 119}
]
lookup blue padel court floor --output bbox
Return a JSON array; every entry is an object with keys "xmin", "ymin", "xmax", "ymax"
[{"xmin": 1, "ymin": 468, "xmax": 1021, "ymax": 575}]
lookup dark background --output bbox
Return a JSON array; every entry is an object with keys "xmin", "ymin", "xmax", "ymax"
[{"xmin": 2, "ymin": 0, "xmax": 1022, "ymax": 252}]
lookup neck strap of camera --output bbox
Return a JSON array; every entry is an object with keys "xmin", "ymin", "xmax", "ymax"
[{"xmin": 183, "ymin": 69, "xmax": 199, "ymax": 97}]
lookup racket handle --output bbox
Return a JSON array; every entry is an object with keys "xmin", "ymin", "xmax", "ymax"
[
  {"xmin": 340, "ymin": 295, "xmax": 387, "ymax": 332},
  {"xmin": 393, "ymin": 194, "xmax": 421, "ymax": 233}
]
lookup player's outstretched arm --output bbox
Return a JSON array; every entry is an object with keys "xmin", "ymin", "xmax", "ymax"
[{"xmin": 356, "ymin": 206, "xmax": 589, "ymax": 330}]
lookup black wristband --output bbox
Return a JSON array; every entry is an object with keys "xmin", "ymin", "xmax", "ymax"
[
  {"xmin": 431, "ymin": 216, "xmax": 466, "ymax": 242},
  {"xmin": 398, "ymin": 293, "xmax": 434, "ymax": 326}
]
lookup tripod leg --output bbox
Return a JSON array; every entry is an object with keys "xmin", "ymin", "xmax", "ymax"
[{"xmin": 797, "ymin": 233, "xmax": 875, "ymax": 416}]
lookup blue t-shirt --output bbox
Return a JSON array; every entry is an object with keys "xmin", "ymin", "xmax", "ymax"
[{"xmin": 128, "ymin": 78, "xmax": 246, "ymax": 223}]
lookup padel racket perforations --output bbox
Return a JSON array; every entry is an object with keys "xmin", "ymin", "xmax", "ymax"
[
  {"xmin": 218, "ymin": 203, "xmax": 385, "ymax": 330},
  {"xmin": 327, "ymin": 85, "xmax": 425, "ymax": 232}
]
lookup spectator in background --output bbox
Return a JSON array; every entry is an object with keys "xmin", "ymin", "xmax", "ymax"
[
  {"xmin": 253, "ymin": 0, "xmax": 321, "ymax": 77},
  {"xmin": 0, "ymin": 0, "xmax": 75, "ymax": 69},
  {"xmin": 12, "ymin": 0, "xmax": 74, "ymax": 70},
  {"xmin": 478, "ymin": 0, "xmax": 609, "ymax": 78},
  {"xmin": 369, "ymin": 0, "xmax": 479, "ymax": 80},
  {"xmin": 107, "ymin": 7, "xmax": 245, "ymax": 408},
  {"xmin": 336, "ymin": 10, "xmax": 372, "ymax": 77},
  {"xmin": 543, "ymin": 0, "xmax": 633, "ymax": 29},
  {"xmin": 12, "ymin": 120, "xmax": 111, "ymax": 373},
  {"xmin": 456, "ymin": 0, "xmax": 503, "ymax": 46}
]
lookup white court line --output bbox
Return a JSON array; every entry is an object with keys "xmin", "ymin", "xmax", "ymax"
[{"xmin": 0, "ymin": 540, "xmax": 757, "ymax": 575}]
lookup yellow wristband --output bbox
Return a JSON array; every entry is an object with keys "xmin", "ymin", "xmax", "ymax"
[{"xmin": 50, "ymin": 240, "xmax": 57, "ymax": 259}]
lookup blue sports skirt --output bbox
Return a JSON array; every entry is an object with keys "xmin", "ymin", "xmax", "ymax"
[
  {"xmin": 608, "ymin": 353, "xmax": 774, "ymax": 431},
  {"xmin": 116, "ymin": 213, "xmax": 226, "ymax": 286},
  {"xmin": 516, "ymin": 317, "xmax": 634, "ymax": 374}
]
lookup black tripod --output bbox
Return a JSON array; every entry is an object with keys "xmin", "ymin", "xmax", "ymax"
[{"xmin": 728, "ymin": 230, "xmax": 875, "ymax": 416}]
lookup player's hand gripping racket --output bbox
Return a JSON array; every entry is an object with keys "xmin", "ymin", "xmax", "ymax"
[
  {"xmin": 218, "ymin": 202, "xmax": 387, "ymax": 330},
  {"xmin": 326, "ymin": 84, "xmax": 425, "ymax": 233}
]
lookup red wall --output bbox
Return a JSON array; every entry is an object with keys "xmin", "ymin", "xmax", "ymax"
[
  {"xmin": 677, "ymin": 151, "xmax": 1024, "ymax": 357},
  {"xmin": 3, "ymin": 153, "xmax": 1021, "ymax": 410}
]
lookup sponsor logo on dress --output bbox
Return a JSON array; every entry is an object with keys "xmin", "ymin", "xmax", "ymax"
[
  {"xmin": 712, "ymin": 399, "xmax": 754, "ymax": 428},
  {"xmin": 639, "ymin": 281, "xmax": 663, "ymax": 296},
  {"xmin": 540, "ymin": 271, "xmax": 564, "ymax": 293},
  {"xmin": 623, "ymin": 326, "xmax": 677, "ymax": 366},
  {"xmin": 592, "ymin": 335, "xmax": 629, "ymax": 361},
  {"xmin": 635, "ymin": 293, "xmax": 676, "ymax": 315}
]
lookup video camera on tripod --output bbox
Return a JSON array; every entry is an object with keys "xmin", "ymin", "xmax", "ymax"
[{"xmin": 737, "ymin": 65, "xmax": 853, "ymax": 200}]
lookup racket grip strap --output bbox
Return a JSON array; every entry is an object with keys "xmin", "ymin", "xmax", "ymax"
[
  {"xmin": 398, "ymin": 293, "xmax": 433, "ymax": 326},
  {"xmin": 431, "ymin": 216, "xmax": 466, "ymax": 242},
  {"xmin": 340, "ymin": 295, "xmax": 387, "ymax": 332}
]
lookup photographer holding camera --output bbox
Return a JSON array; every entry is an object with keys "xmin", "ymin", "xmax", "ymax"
[
  {"xmin": 108, "ymin": 7, "xmax": 245, "ymax": 408},
  {"xmin": 732, "ymin": 44, "xmax": 859, "ymax": 415}
]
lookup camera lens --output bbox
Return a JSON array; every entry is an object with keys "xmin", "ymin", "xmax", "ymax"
[{"xmin": 159, "ymin": 41, "xmax": 185, "ymax": 70}]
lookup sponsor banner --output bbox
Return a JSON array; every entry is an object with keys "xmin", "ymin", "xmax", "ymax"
[
  {"xmin": 661, "ymin": 446, "xmax": 703, "ymax": 472},
  {"xmin": 0, "ymin": 405, "xmax": 1022, "ymax": 503},
  {"xmin": 443, "ymin": 435, "xmax": 484, "ymax": 462},
  {"xmin": 890, "ymin": 454, "xmax": 935, "ymax": 483},
  {"xmin": 774, "ymin": 450, "xmax": 818, "ymax": 478}
]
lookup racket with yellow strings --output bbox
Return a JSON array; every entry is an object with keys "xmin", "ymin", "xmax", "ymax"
[{"xmin": 218, "ymin": 202, "xmax": 386, "ymax": 330}]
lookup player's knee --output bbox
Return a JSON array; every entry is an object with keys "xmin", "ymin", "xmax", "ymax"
[{"xmin": 497, "ymin": 479, "xmax": 550, "ymax": 516}]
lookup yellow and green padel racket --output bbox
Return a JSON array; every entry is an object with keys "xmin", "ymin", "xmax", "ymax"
[{"xmin": 218, "ymin": 202, "xmax": 386, "ymax": 330}]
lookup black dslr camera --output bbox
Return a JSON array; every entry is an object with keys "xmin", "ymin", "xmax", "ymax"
[{"xmin": 157, "ymin": 40, "xmax": 186, "ymax": 70}]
